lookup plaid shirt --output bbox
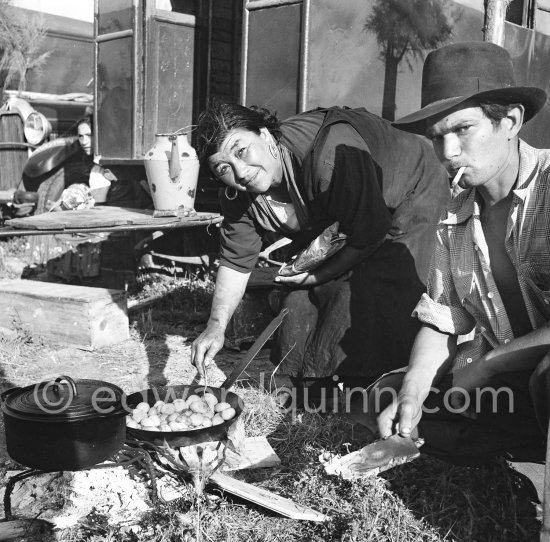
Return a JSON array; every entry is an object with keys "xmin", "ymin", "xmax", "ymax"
[{"xmin": 413, "ymin": 140, "xmax": 550, "ymax": 370}]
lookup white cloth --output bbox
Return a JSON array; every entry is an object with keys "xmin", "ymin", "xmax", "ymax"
[{"xmin": 264, "ymin": 195, "xmax": 299, "ymax": 231}]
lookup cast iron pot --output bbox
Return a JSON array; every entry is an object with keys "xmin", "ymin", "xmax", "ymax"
[{"xmin": 1, "ymin": 375, "xmax": 126, "ymax": 471}]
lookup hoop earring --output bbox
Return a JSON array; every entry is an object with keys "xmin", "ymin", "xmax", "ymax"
[
  {"xmin": 269, "ymin": 144, "xmax": 279, "ymax": 159},
  {"xmin": 225, "ymin": 186, "xmax": 238, "ymax": 200}
]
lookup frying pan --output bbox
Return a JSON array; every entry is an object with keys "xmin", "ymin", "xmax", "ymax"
[{"xmin": 124, "ymin": 308, "xmax": 288, "ymax": 447}]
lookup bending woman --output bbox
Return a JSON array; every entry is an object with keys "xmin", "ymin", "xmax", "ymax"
[{"xmin": 191, "ymin": 104, "xmax": 449, "ymax": 402}]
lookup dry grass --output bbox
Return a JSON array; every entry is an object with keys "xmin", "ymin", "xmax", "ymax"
[{"xmin": 58, "ymin": 404, "xmax": 541, "ymax": 541}]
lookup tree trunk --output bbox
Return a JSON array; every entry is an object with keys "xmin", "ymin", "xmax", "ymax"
[
  {"xmin": 484, "ymin": 0, "xmax": 509, "ymax": 45},
  {"xmin": 381, "ymin": 45, "xmax": 399, "ymax": 121}
]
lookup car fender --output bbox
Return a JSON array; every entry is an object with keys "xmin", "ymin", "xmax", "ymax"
[{"xmin": 23, "ymin": 136, "xmax": 80, "ymax": 178}]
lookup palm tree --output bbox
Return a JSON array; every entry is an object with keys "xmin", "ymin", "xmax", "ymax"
[
  {"xmin": 0, "ymin": 1, "xmax": 51, "ymax": 95},
  {"xmin": 364, "ymin": 0, "xmax": 454, "ymax": 121}
]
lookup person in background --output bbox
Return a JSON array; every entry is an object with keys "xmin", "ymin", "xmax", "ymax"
[
  {"xmin": 75, "ymin": 116, "xmax": 114, "ymax": 203},
  {"xmin": 366, "ymin": 41, "xmax": 550, "ymax": 466},
  {"xmin": 191, "ymin": 102, "xmax": 450, "ymax": 407},
  {"xmin": 76, "ymin": 116, "xmax": 93, "ymax": 156}
]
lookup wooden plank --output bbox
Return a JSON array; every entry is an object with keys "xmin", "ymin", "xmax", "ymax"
[
  {"xmin": 209, "ymin": 471, "xmax": 328, "ymax": 522},
  {"xmin": 0, "ymin": 215, "xmax": 224, "ymax": 237},
  {"xmin": 8, "ymin": 207, "xmax": 156, "ymax": 230},
  {"xmin": 179, "ymin": 437, "xmax": 281, "ymax": 472},
  {"xmin": 6, "ymin": 207, "xmax": 222, "ymax": 231},
  {"xmin": 221, "ymin": 436, "xmax": 280, "ymax": 470},
  {"xmin": 0, "ymin": 519, "xmax": 53, "ymax": 541},
  {"xmin": 0, "ymin": 279, "xmax": 129, "ymax": 350}
]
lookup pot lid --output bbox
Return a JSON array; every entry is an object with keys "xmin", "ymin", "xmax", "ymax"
[{"xmin": 2, "ymin": 376, "xmax": 124, "ymax": 421}]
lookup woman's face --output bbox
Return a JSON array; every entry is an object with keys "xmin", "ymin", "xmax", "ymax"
[
  {"xmin": 207, "ymin": 127, "xmax": 282, "ymax": 193},
  {"xmin": 77, "ymin": 122, "xmax": 92, "ymax": 155}
]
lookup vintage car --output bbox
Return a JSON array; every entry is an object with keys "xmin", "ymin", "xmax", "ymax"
[{"xmin": 0, "ymin": 91, "xmax": 92, "ymax": 217}]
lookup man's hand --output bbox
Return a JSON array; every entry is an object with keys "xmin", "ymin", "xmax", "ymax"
[
  {"xmin": 377, "ymin": 394, "xmax": 423, "ymax": 439},
  {"xmin": 274, "ymin": 271, "xmax": 319, "ymax": 287},
  {"xmin": 191, "ymin": 323, "xmax": 225, "ymax": 376}
]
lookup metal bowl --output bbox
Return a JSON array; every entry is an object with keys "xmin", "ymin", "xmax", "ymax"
[{"xmin": 124, "ymin": 384, "xmax": 244, "ymax": 447}]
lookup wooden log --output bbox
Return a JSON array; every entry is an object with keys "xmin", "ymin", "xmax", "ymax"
[{"xmin": 0, "ymin": 279, "xmax": 129, "ymax": 350}]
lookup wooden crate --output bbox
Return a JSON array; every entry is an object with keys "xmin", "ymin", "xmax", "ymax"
[{"xmin": 0, "ymin": 279, "xmax": 129, "ymax": 350}]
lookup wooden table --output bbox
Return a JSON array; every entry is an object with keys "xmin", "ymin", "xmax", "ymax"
[{"xmin": 0, "ymin": 206, "xmax": 223, "ymax": 237}]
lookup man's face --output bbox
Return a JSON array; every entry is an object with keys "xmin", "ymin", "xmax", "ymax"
[
  {"xmin": 77, "ymin": 122, "xmax": 92, "ymax": 155},
  {"xmin": 425, "ymin": 106, "xmax": 512, "ymax": 190}
]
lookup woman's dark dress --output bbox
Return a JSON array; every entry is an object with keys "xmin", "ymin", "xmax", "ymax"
[{"xmin": 218, "ymin": 107, "xmax": 450, "ymax": 378}]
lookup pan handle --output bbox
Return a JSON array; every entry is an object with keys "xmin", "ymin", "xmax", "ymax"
[{"xmin": 221, "ymin": 308, "xmax": 289, "ymax": 390}]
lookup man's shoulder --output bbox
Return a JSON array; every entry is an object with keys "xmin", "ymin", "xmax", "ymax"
[{"xmin": 520, "ymin": 139, "xmax": 550, "ymax": 175}]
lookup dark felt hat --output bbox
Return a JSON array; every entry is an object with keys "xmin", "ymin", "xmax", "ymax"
[{"xmin": 393, "ymin": 41, "xmax": 547, "ymax": 134}]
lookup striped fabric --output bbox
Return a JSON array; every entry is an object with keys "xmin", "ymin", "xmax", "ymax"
[{"xmin": 413, "ymin": 140, "xmax": 550, "ymax": 370}]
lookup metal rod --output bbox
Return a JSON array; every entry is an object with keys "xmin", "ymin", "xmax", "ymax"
[
  {"xmin": 0, "ymin": 142, "xmax": 36, "ymax": 150},
  {"xmin": 246, "ymin": 0, "xmax": 302, "ymax": 10},
  {"xmin": 298, "ymin": 0, "xmax": 310, "ymax": 112},
  {"xmin": 93, "ymin": 0, "xmax": 99, "ymax": 160},
  {"xmin": 151, "ymin": 12, "xmax": 196, "ymax": 27},
  {"xmin": 132, "ymin": 1, "xmax": 140, "ymax": 160},
  {"xmin": 4, "ymin": 470, "xmax": 41, "ymax": 520},
  {"xmin": 221, "ymin": 308, "xmax": 289, "ymax": 390},
  {"xmin": 95, "ymin": 29, "xmax": 134, "ymax": 43},
  {"xmin": 240, "ymin": 0, "xmax": 250, "ymax": 105}
]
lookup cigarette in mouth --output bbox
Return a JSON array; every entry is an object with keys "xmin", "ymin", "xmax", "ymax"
[{"xmin": 451, "ymin": 166, "xmax": 466, "ymax": 189}]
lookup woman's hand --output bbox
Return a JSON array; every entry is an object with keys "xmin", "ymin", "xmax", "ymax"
[
  {"xmin": 191, "ymin": 323, "xmax": 226, "ymax": 376},
  {"xmin": 274, "ymin": 271, "xmax": 319, "ymax": 287},
  {"xmin": 274, "ymin": 242, "xmax": 384, "ymax": 288}
]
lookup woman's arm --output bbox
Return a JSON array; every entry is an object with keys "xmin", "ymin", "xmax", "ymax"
[{"xmin": 191, "ymin": 265, "xmax": 250, "ymax": 375}]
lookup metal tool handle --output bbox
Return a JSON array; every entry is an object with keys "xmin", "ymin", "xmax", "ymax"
[{"xmin": 221, "ymin": 308, "xmax": 289, "ymax": 390}]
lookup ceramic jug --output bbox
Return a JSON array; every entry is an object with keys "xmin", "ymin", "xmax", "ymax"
[{"xmin": 143, "ymin": 132, "xmax": 200, "ymax": 211}]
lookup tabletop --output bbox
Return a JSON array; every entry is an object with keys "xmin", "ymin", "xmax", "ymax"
[{"xmin": 0, "ymin": 206, "xmax": 223, "ymax": 237}]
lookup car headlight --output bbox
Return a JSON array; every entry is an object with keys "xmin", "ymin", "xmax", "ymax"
[{"xmin": 23, "ymin": 111, "xmax": 51, "ymax": 145}]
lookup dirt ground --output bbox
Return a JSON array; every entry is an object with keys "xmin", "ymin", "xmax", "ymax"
[{"xmin": 0, "ymin": 269, "xmax": 290, "ymax": 464}]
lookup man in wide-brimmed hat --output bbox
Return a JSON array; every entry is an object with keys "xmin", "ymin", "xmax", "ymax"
[{"xmin": 362, "ymin": 41, "xmax": 550, "ymax": 467}]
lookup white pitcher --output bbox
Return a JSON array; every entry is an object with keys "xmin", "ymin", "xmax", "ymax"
[{"xmin": 143, "ymin": 132, "xmax": 200, "ymax": 211}]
